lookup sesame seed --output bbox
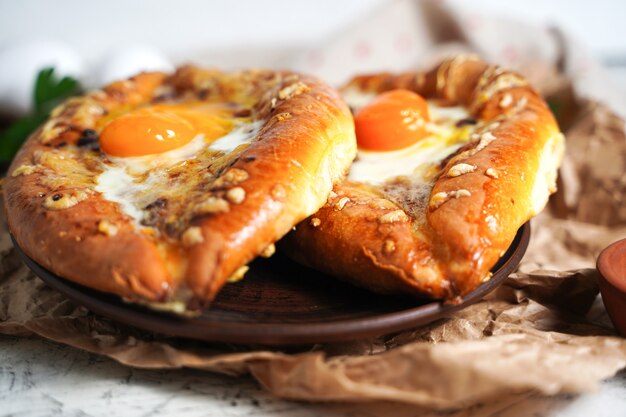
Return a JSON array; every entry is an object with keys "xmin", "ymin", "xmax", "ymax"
[
  {"xmin": 335, "ymin": 197, "xmax": 350, "ymax": 210},
  {"xmin": 368, "ymin": 199, "xmax": 395, "ymax": 210},
  {"xmin": 475, "ymin": 131, "xmax": 497, "ymax": 152},
  {"xmin": 271, "ymin": 184, "xmax": 286, "ymax": 200},
  {"xmin": 97, "ymin": 220, "xmax": 118, "ymax": 237},
  {"xmin": 181, "ymin": 226, "xmax": 204, "ymax": 247},
  {"xmin": 378, "ymin": 210, "xmax": 408, "ymax": 224},
  {"xmin": 226, "ymin": 187, "xmax": 246, "ymax": 204},
  {"xmin": 195, "ymin": 197, "xmax": 229, "ymax": 214},
  {"xmin": 227, "ymin": 266, "xmax": 249, "ymax": 283},
  {"xmin": 223, "ymin": 168, "xmax": 249, "ymax": 183},
  {"xmin": 429, "ymin": 189, "xmax": 471, "ymax": 210},
  {"xmin": 485, "ymin": 168, "xmax": 499, "ymax": 179},
  {"xmin": 429, "ymin": 192, "xmax": 449, "ymax": 209},
  {"xmin": 275, "ymin": 112, "xmax": 292, "ymax": 122},
  {"xmin": 260, "ymin": 243, "xmax": 276, "ymax": 258},
  {"xmin": 383, "ymin": 240, "xmax": 396, "ymax": 254},
  {"xmin": 447, "ymin": 163, "xmax": 476, "ymax": 177},
  {"xmin": 499, "ymin": 93, "xmax": 513, "ymax": 108},
  {"xmin": 451, "ymin": 189, "xmax": 471, "ymax": 198},
  {"xmin": 278, "ymin": 81, "xmax": 310, "ymax": 100}
]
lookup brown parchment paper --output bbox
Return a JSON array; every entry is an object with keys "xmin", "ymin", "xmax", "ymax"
[{"xmin": 1, "ymin": 0, "xmax": 626, "ymax": 410}]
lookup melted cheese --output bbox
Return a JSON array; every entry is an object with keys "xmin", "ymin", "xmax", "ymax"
[
  {"xmin": 347, "ymin": 101, "xmax": 474, "ymax": 185},
  {"xmin": 95, "ymin": 121, "xmax": 261, "ymax": 223},
  {"xmin": 343, "ymin": 90, "xmax": 477, "ymax": 221},
  {"xmin": 211, "ymin": 120, "xmax": 263, "ymax": 152}
]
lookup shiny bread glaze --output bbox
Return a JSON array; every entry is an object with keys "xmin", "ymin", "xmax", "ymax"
[
  {"xmin": 284, "ymin": 56, "xmax": 564, "ymax": 300},
  {"xmin": 5, "ymin": 67, "xmax": 356, "ymax": 311}
]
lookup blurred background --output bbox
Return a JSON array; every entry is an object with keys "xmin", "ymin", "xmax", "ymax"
[{"xmin": 1, "ymin": 0, "xmax": 625, "ymax": 116}]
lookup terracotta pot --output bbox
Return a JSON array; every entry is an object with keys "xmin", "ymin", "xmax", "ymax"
[{"xmin": 598, "ymin": 238, "xmax": 626, "ymax": 337}]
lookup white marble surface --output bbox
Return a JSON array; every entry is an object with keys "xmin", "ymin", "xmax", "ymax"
[{"xmin": 2, "ymin": 334, "xmax": 626, "ymax": 417}]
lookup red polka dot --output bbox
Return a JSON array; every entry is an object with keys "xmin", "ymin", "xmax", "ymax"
[
  {"xmin": 307, "ymin": 50, "xmax": 324, "ymax": 68},
  {"xmin": 576, "ymin": 57, "xmax": 590, "ymax": 72},
  {"xmin": 466, "ymin": 15, "xmax": 483, "ymax": 32},
  {"xmin": 394, "ymin": 33, "xmax": 413, "ymax": 53},
  {"xmin": 354, "ymin": 40, "xmax": 371, "ymax": 60},
  {"xmin": 502, "ymin": 45, "xmax": 519, "ymax": 63}
]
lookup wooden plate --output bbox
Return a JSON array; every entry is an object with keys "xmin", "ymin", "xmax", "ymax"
[{"xmin": 14, "ymin": 223, "xmax": 530, "ymax": 345}]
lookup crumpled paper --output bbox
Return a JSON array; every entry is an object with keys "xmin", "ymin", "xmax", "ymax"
[{"xmin": 1, "ymin": 0, "xmax": 626, "ymax": 410}]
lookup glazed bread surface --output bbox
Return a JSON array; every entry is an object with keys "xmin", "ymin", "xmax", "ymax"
[
  {"xmin": 4, "ymin": 67, "xmax": 356, "ymax": 311},
  {"xmin": 284, "ymin": 56, "xmax": 564, "ymax": 300}
]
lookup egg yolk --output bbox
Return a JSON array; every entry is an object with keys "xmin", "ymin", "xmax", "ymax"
[
  {"xmin": 99, "ymin": 104, "xmax": 234, "ymax": 157},
  {"xmin": 354, "ymin": 89, "xmax": 430, "ymax": 151}
]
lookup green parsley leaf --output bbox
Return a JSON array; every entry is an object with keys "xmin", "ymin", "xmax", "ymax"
[
  {"xmin": 33, "ymin": 67, "xmax": 81, "ymax": 114},
  {"xmin": 0, "ymin": 67, "xmax": 82, "ymax": 162}
]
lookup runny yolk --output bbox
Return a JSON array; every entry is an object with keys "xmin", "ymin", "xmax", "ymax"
[
  {"xmin": 99, "ymin": 104, "xmax": 234, "ymax": 157},
  {"xmin": 354, "ymin": 89, "xmax": 431, "ymax": 151}
]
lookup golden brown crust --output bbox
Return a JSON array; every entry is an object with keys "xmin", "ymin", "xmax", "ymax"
[
  {"xmin": 4, "ymin": 67, "xmax": 356, "ymax": 310},
  {"xmin": 285, "ymin": 182, "xmax": 449, "ymax": 298},
  {"xmin": 284, "ymin": 56, "xmax": 564, "ymax": 300}
]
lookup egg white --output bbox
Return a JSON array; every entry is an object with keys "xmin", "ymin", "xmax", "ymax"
[
  {"xmin": 341, "ymin": 90, "xmax": 478, "ymax": 225},
  {"xmin": 347, "ymin": 100, "xmax": 474, "ymax": 185},
  {"xmin": 94, "ymin": 120, "xmax": 262, "ymax": 223}
]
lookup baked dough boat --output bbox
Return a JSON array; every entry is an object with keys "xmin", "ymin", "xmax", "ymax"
[
  {"xmin": 4, "ymin": 67, "xmax": 356, "ymax": 312},
  {"xmin": 284, "ymin": 56, "xmax": 564, "ymax": 301}
]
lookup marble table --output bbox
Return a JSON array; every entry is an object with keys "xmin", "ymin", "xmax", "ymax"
[{"xmin": 2, "ymin": 334, "xmax": 626, "ymax": 417}]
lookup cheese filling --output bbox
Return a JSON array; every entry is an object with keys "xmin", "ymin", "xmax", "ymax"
[
  {"xmin": 95, "ymin": 121, "xmax": 262, "ymax": 224},
  {"xmin": 348, "ymin": 104, "xmax": 475, "ymax": 187},
  {"xmin": 345, "ymin": 90, "xmax": 474, "ymax": 185},
  {"xmin": 343, "ymin": 89, "xmax": 477, "ymax": 221}
]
